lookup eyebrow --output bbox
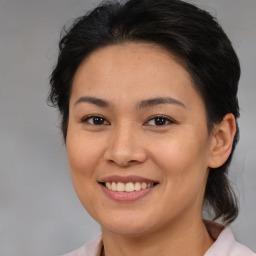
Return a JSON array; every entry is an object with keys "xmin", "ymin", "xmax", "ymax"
[
  {"xmin": 74, "ymin": 96, "xmax": 186, "ymax": 109},
  {"xmin": 137, "ymin": 97, "xmax": 186, "ymax": 109},
  {"xmin": 74, "ymin": 96, "xmax": 110, "ymax": 107}
]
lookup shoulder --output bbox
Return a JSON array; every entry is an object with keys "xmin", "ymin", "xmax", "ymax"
[
  {"xmin": 61, "ymin": 236, "xmax": 102, "ymax": 256},
  {"xmin": 205, "ymin": 223, "xmax": 255, "ymax": 256}
]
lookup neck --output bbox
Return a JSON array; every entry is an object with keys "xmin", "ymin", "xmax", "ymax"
[{"xmin": 101, "ymin": 217, "xmax": 214, "ymax": 256}]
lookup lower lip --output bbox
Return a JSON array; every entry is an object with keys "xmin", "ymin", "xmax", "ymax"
[{"xmin": 101, "ymin": 184, "xmax": 156, "ymax": 202}]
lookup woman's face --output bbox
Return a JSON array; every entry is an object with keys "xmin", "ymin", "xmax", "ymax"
[{"xmin": 66, "ymin": 43, "xmax": 214, "ymax": 236}]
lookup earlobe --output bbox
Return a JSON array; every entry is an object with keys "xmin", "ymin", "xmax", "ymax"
[{"xmin": 208, "ymin": 113, "xmax": 237, "ymax": 168}]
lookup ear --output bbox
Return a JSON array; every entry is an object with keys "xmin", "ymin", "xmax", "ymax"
[{"xmin": 208, "ymin": 113, "xmax": 237, "ymax": 168}]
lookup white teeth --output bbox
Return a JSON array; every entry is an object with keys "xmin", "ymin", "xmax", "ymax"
[
  {"xmin": 111, "ymin": 182, "xmax": 117, "ymax": 191},
  {"xmin": 106, "ymin": 182, "xmax": 112, "ymax": 189},
  {"xmin": 104, "ymin": 181, "xmax": 155, "ymax": 192},
  {"xmin": 141, "ymin": 182, "xmax": 147, "ymax": 189},
  {"xmin": 117, "ymin": 182, "xmax": 125, "ymax": 192},
  {"xmin": 125, "ymin": 182, "xmax": 134, "ymax": 192},
  {"xmin": 134, "ymin": 182, "xmax": 142, "ymax": 191}
]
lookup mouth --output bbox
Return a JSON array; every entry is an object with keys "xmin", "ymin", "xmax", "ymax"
[
  {"xmin": 98, "ymin": 176, "xmax": 159, "ymax": 201},
  {"xmin": 100, "ymin": 181, "xmax": 157, "ymax": 192}
]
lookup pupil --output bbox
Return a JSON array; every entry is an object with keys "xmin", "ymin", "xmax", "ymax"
[
  {"xmin": 155, "ymin": 117, "xmax": 165, "ymax": 125},
  {"xmin": 93, "ymin": 117, "xmax": 104, "ymax": 125}
]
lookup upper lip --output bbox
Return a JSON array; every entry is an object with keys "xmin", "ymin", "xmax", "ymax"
[{"xmin": 98, "ymin": 175, "xmax": 159, "ymax": 184}]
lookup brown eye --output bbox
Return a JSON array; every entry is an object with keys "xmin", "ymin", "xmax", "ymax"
[
  {"xmin": 146, "ymin": 116, "xmax": 174, "ymax": 126},
  {"xmin": 82, "ymin": 115, "xmax": 109, "ymax": 125}
]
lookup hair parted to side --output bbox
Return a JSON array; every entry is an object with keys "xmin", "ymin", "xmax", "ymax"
[{"xmin": 48, "ymin": 0, "xmax": 240, "ymax": 224}]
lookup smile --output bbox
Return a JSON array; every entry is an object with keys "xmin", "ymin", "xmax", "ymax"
[
  {"xmin": 98, "ymin": 176, "xmax": 159, "ymax": 201},
  {"xmin": 104, "ymin": 181, "xmax": 154, "ymax": 192}
]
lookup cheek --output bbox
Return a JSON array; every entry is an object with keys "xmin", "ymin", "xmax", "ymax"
[
  {"xmin": 149, "ymin": 134, "xmax": 210, "ymax": 217},
  {"xmin": 150, "ymin": 132, "xmax": 204, "ymax": 168},
  {"xmin": 66, "ymin": 129, "xmax": 106, "ymax": 216},
  {"xmin": 66, "ymin": 129, "xmax": 104, "ymax": 175},
  {"xmin": 149, "ymin": 130, "xmax": 210, "ymax": 188}
]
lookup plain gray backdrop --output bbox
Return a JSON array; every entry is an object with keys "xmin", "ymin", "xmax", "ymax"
[{"xmin": 0, "ymin": 0, "xmax": 255, "ymax": 255}]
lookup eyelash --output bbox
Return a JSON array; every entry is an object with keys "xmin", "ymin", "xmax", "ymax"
[
  {"xmin": 146, "ymin": 115, "xmax": 175, "ymax": 126},
  {"xmin": 81, "ymin": 115, "xmax": 110, "ymax": 126},
  {"xmin": 81, "ymin": 115, "xmax": 176, "ymax": 126}
]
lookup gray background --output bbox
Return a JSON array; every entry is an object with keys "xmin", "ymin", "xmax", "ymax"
[{"xmin": 0, "ymin": 0, "xmax": 255, "ymax": 255}]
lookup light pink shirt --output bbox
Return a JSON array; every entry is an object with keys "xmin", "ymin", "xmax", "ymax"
[{"xmin": 63, "ymin": 222, "xmax": 255, "ymax": 256}]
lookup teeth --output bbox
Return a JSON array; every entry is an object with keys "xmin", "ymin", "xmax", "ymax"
[
  {"xmin": 104, "ymin": 181, "xmax": 154, "ymax": 192},
  {"xmin": 134, "ymin": 182, "xmax": 141, "ymax": 191},
  {"xmin": 106, "ymin": 182, "xmax": 112, "ymax": 189},
  {"xmin": 112, "ymin": 182, "xmax": 117, "ymax": 191},
  {"xmin": 125, "ymin": 182, "xmax": 134, "ymax": 192},
  {"xmin": 117, "ymin": 182, "xmax": 125, "ymax": 192},
  {"xmin": 141, "ymin": 182, "xmax": 147, "ymax": 189}
]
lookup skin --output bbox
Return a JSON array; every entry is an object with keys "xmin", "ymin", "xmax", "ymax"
[{"xmin": 66, "ymin": 43, "xmax": 236, "ymax": 256}]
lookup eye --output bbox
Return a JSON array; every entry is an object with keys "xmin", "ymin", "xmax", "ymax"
[
  {"xmin": 81, "ymin": 115, "xmax": 110, "ymax": 125},
  {"xmin": 146, "ymin": 115, "xmax": 175, "ymax": 126}
]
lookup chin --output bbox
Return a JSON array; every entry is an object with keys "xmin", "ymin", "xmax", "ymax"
[{"xmin": 98, "ymin": 214, "xmax": 155, "ymax": 237}]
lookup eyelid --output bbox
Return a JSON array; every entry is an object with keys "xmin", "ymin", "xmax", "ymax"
[
  {"xmin": 144, "ymin": 115, "xmax": 177, "ymax": 126},
  {"xmin": 81, "ymin": 114, "xmax": 110, "ymax": 125},
  {"xmin": 80, "ymin": 114, "xmax": 176, "ymax": 126}
]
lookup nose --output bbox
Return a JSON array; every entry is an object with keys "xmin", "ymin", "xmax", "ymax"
[{"xmin": 103, "ymin": 123, "xmax": 147, "ymax": 167}]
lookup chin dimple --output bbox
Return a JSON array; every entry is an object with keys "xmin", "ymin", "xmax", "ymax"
[{"xmin": 104, "ymin": 181, "xmax": 154, "ymax": 192}]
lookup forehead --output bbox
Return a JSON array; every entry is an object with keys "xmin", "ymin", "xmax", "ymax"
[{"xmin": 70, "ymin": 43, "xmax": 203, "ymax": 110}]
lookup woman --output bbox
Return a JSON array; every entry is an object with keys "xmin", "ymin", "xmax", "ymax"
[{"xmin": 48, "ymin": 0, "xmax": 255, "ymax": 255}]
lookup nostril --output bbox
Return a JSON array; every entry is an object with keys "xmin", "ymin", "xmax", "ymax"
[{"xmin": 107, "ymin": 158, "xmax": 137, "ymax": 167}]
